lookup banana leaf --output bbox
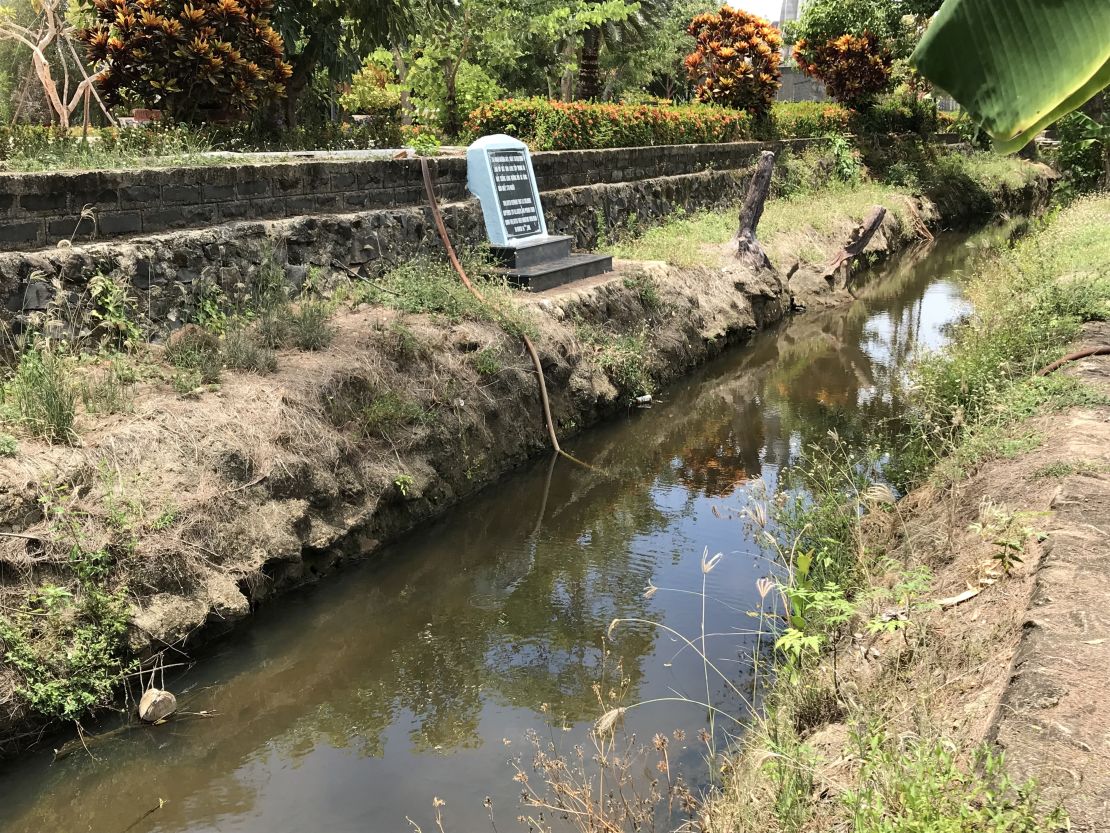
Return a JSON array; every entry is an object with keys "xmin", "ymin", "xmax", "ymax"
[{"xmin": 910, "ymin": 0, "xmax": 1110, "ymax": 154}]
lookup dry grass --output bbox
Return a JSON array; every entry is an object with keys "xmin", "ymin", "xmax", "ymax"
[{"xmin": 609, "ymin": 182, "xmax": 915, "ymax": 271}]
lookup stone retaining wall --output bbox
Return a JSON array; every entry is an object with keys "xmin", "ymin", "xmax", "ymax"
[
  {"xmin": 1, "ymin": 168, "xmax": 747, "ymax": 327},
  {"xmin": 0, "ymin": 139, "xmax": 820, "ymax": 251}
]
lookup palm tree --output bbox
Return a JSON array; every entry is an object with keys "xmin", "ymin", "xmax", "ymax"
[
  {"xmin": 576, "ymin": 0, "xmax": 666, "ymax": 101},
  {"xmin": 272, "ymin": 0, "xmax": 441, "ymax": 127}
]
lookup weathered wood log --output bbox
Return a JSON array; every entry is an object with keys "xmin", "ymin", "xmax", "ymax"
[
  {"xmin": 822, "ymin": 205, "xmax": 887, "ymax": 279},
  {"xmin": 736, "ymin": 150, "xmax": 776, "ymax": 268}
]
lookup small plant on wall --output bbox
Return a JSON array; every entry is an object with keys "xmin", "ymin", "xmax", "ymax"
[
  {"xmin": 78, "ymin": 0, "xmax": 293, "ymax": 123},
  {"xmin": 684, "ymin": 7, "xmax": 782, "ymax": 117}
]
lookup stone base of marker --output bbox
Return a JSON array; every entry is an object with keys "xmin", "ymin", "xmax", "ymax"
[{"xmin": 491, "ymin": 234, "xmax": 612, "ymax": 292}]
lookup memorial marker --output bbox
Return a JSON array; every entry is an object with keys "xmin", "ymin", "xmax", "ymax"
[{"xmin": 467, "ymin": 134, "xmax": 612, "ymax": 291}]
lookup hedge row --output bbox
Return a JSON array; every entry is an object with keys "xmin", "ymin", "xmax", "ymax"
[
  {"xmin": 465, "ymin": 97, "xmax": 951, "ymax": 151},
  {"xmin": 463, "ymin": 98, "xmax": 753, "ymax": 151}
]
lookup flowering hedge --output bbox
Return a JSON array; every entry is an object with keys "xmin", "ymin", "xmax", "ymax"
[
  {"xmin": 464, "ymin": 98, "xmax": 753, "ymax": 150},
  {"xmin": 768, "ymin": 101, "xmax": 853, "ymax": 139},
  {"xmin": 466, "ymin": 97, "xmax": 943, "ymax": 151}
]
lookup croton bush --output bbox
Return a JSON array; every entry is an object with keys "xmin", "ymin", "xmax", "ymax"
[
  {"xmin": 464, "ymin": 98, "xmax": 752, "ymax": 150},
  {"xmin": 79, "ymin": 0, "xmax": 292, "ymax": 123},
  {"xmin": 794, "ymin": 33, "xmax": 893, "ymax": 107},
  {"xmin": 684, "ymin": 7, "xmax": 782, "ymax": 117}
]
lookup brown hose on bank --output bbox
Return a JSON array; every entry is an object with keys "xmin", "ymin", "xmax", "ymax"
[
  {"xmin": 1036, "ymin": 346, "xmax": 1110, "ymax": 376},
  {"xmin": 418, "ymin": 157, "xmax": 581, "ymax": 464}
]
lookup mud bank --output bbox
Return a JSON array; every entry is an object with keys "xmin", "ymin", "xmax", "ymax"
[{"xmin": 0, "ymin": 166, "xmax": 1055, "ymax": 758}]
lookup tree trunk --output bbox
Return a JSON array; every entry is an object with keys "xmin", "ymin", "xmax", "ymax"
[
  {"xmin": 578, "ymin": 26, "xmax": 602, "ymax": 101},
  {"xmin": 441, "ymin": 58, "xmax": 461, "ymax": 138},
  {"xmin": 284, "ymin": 34, "xmax": 324, "ymax": 129},
  {"xmin": 736, "ymin": 150, "xmax": 776, "ymax": 269},
  {"xmin": 393, "ymin": 48, "xmax": 413, "ymax": 126}
]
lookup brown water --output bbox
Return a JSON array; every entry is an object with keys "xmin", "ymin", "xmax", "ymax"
[{"xmin": 0, "ymin": 231, "xmax": 1007, "ymax": 833}]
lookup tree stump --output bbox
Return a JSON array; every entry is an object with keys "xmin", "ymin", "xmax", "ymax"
[
  {"xmin": 736, "ymin": 150, "xmax": 776, "ymax": 269},
  {"xmin": 822, "ymin": 205, "xmax": 887, "ymax": 280}
]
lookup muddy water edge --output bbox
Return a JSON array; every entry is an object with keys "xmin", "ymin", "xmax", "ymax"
[{"xmin": 0, "ymin": 227, "xmax": 1016, "ymax": 833}]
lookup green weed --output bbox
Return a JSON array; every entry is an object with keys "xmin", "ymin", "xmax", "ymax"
[
  {"xmin": 471, "ymin": 346, "xmax": 503, "ymax": 376},
  {"xmin": 88, "ymin": 273, "xmax": 143, "ymax": 350},
  {"xmin": 79, "ymin": 356, "xmax": 135, "ymax": 414},
  {"xmin": 577, "ymin": 323, "xmax": 655, "ymax": 396},
  {"xmin": 622, "ymin": 272, "xmax": 663, "ymax": 312},
  {"xmin": 844, "ymin": 730, "xmax": 1067, "ymax": 832},
  {"xmin": 1032, "ymin": 460, "xmax": 1102, "ymax": 479},
  {"xmin": 361, "ymin": 391, "xmax": 429, "ymax": 438},
  {"xmin": 0, "ymin": 432, "xmax": 17, "ymax": 457},
  {"xmin": 370, "ymin": 251, "xmax": 534, "ymax": 338},
  {"xmin": 0, "ymin": 586, "xmax": 130, "ymax": 721}
]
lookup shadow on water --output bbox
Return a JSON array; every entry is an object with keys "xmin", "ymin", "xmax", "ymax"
[{"xmin": 0, "ymin": 227, "xmax": 1013, "ymax": 833}]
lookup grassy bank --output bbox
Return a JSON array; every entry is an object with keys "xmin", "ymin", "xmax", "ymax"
[
  {"xmin": 702, "ymin": 194, "xmax": 1110, "ymax": 832},
  {"xmin": 610, "ymin": 143, "xmax": 1044, "ymax": 271}
]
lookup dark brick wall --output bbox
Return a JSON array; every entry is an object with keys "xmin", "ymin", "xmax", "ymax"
[{"xmin": 0, "ymin": 139, "xmax": 819, "ymax": 251}]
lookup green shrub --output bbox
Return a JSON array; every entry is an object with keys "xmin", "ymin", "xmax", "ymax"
[
  {"xmin": 769, "ymin": 101, "xmax": 853, "ymax": 139},
  {"xmin": 464, "ymin": 98, "xmax": 752, "ymax": 150},
  {"xmin": 79, "ymin": 0, "xmax": 291, "ymax": 123},
  {"xmin": 850, "ymin": 89, "xmax": 942, "ymax": 136}
]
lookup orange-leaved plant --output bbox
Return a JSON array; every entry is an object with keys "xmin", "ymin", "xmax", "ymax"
[
  {"xmin": 79, "ymin": 0, "xmax": 292, "ymax": 123},
  {"xmin": 793, "ymin": 32, "xmax": 892, "ymax": 108},
  {"xmin": 684, "ymin": 6, "xmax": 782, "ymax": 117}
]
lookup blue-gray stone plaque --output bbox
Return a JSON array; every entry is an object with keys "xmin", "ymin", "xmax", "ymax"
[{"xmin": 466, "ymin": 134, "xmax": 548, "ymax": 247}]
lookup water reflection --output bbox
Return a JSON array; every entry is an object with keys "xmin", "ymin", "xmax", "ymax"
[{"xmin": 0, "ymin": 231, "xmax": 1001, "ymax": 833}]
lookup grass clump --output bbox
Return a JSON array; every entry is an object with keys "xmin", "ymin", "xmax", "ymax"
[
  {"xmin": 2, "ymin": 346, "xmax": 78, "ymax": 443},
  {"xmin": 221, "ymin": 328, "xmax": 278, "ymax": 374},
  {"xmin": 470, "ymin": 346, "xmax": 503, "ymax": 376},
  {"xmin": 287, "ymin": 302, "xmax": 335, "ymax": 351},
  {"xmin": 164, "ymin": 325, "xmax": 222, "ymax": 384},
  {"xmin": 368, "ymin": 251, "xmax": 534, "ymax": 337},
  {"xmin": 577, "ymin": 322, "xmax": 655, "ymax": 396}
]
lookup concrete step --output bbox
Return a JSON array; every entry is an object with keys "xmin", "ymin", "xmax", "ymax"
[
  {"xmin": 505, "ymin": 252, "xmax": 613, "ymax": 292},
  {"xmin": 491, "ymin": 235, "xmax": 573, "ymax": 269}
]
